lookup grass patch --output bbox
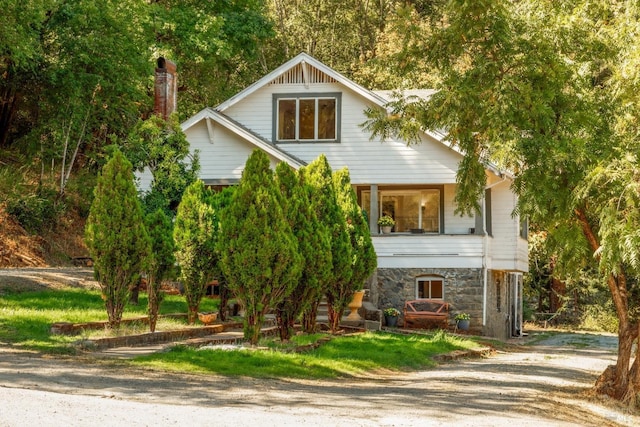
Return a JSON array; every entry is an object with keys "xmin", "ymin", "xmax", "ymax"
[
  {"xmin": 0, "ymin": 287, "xmax": 218, "ymax": 353},
  {"xmin": 132, "ymin": 330, "xmax": 480, "ymax": 379}
]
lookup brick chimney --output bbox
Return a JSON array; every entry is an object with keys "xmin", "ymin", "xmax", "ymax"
[{"xmin": 154, "ymin": 57, "xmax": 177, "ymax": 120}]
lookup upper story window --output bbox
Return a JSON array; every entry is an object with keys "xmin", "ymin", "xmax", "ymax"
[{"xmin": 273, "ymin": 93, "xmax": 341, "ymax": 143}]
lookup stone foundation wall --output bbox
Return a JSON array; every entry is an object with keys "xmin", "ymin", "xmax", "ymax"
[{"xmin": 375, "ymin": 268, "xmax": 483, "ymax": 329}]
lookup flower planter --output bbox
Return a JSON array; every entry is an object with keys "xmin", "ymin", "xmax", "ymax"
[
  {"xmin": 385, "ymin": 314, "xmax": 398, "ymax": 327},
  {"xmin": 380, "ymin": 226, "xmax": 392, "ymax": 234},
  {"xmin": 456, "ymin": 319, "xmax": 470, "ymax": 331}
]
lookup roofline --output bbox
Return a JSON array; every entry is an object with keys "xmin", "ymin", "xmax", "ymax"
[
  {"xmin": 215, "ymin": 52, "xmax": 390, "ymax": 112},
  {"xmin": 181, "ymin": 108, "xmax": 306, "ymax": 169}
]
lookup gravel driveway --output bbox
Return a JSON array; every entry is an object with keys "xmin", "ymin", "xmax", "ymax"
[{"xmin": 0, "ymin": 332, "xmax": 637, "ymax": 427}]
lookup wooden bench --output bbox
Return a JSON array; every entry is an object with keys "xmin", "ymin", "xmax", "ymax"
[{"xmin": 403, "ymin": 299, "xmax": 449, "ymax": 329}]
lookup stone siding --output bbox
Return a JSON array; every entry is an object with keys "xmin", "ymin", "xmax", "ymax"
[{"xmin": 375, "ymin": 268, "xmax": 483, "ymax": 329}]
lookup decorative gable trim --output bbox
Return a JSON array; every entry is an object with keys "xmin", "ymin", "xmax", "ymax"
[
  {"xmin": 215, "ymin": 52, "xmax": 388, "ymax": 112},
  {"xmin": 268, "ymin": 63, "xmax": 338, "ymax": 86}
]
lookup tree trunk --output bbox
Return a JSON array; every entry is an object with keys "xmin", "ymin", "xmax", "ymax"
[
  {"xmin": 147, "ymin": 275, "xmax": 159, "ymax": 333},
  {"xmin": 218, "ymin": 279, "xmax": 229, "ymax": 322},
  {"xmin": 550, "ymin": 277, "xmax": 565, "ymax": 314},
  {"xmin": 106, "ymin": 299, "xmax": 124, "ymax": 329},
  {"xmin": 187, "ymin": 305, "xmax": 198, "ymax": 325},
  {"xmin": 575, "ymin": 208, "xmax": 639, "ymax": 404},
  {"xmin": 129, "ymin": 280, "xmax": 140, "ymax": 305},
  {"xmin": 0, "ymin": 85, "xmax": 18, "ymax": 148},
  {"xmin": 303, "ymin": 301, "xmax": 319, "ymax": 333},
  {"xmin": 326, "ymin": 294, "xmax": 345, "ymax": 334},
  {"xmin": 244, "ymin": 312, "xmax": 261, "ymax": 345},
  {"xmin": 275, "ymin": 309, "xmax": 292, "ymax": 342}
]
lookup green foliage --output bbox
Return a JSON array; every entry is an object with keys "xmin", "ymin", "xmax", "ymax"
[
  {"xmin": 209, "ymin": 186, "xmax": 236, "ymax": 321},
  {"xmin": 363, "ymin": 0, "xmax": 640, "ymax": 401},
  {"xmin": 144, "ymin": 209, "xmax": 175, "ymax": 332},
  {"xmin": 133, "ymin": 331, "xmax": 479, "ymax": 379},
  {"xmin": 274, "ymin": 162, "xmax": 331, "ymax": 341},
  {"xmin": 580, "ymin": 302, "xmax": 619, "ymax": 334},
  {"xmin": 331, "ymin": 167, "xmax": 377, "ymax": 326},
  {"xmin": 173, "ymin": 180, "xmax": 218, "ymax": 324},
  {"xmin": 302, "ymin": 155, "xmax": 352, "ymax": 333},
  {"xmin": 150, "ymin": 0, "xmax": 274, "ymax": 115},
  {"xmin": 85, "ymin": 149, "xmax": 150, "ymax": 328},
  {"xmin": 219, "ymin": 150, "xmax": 303, "ymax": 344},
  {"xmin": 6, "ymin": 186, "xmax": 65, "ymax": 233},
  {"xmin": 124, "ymin": 114, "xmax": 200, "ymax": 215}
]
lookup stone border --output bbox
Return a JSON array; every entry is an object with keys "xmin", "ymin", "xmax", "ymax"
[{"xmin": 50, "ymin": 313, "xmax": 190, "ymax": 335}]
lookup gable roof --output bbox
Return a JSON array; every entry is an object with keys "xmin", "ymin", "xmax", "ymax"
[
  {"xmin": 215, "ymin": 52, "xmax": 390, "ymax": 112},
  {"xmin": 182, "ymin": 53, "xmax": 510, "ymax": 181},
  {"xmin": 181, "ymin": 108, "xmax": 307, "ymax": 169}
]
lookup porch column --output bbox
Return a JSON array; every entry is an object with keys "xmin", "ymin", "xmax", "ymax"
[{"xmin": 369, "ymin": 184, "xmax": 379, "ymax": 235}]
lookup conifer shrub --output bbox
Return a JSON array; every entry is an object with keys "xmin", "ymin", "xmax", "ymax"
[
  {"xmin": 274, "ymin": 162, "xmax": 332, "ymax": 341},
  {"xmin": 173, "ymin": 180, "xmax": 218, "ymax": 324},
  {"xmin": 219, "ymin": 150, "xmax": 302, "ymax": 344},
  {"xmin": 85, "ymin": 149, "xmax": 150, "ymax": 328},
  {"xmin": 145, "ymin": 209, "xmax": 175, "ymax": 332},
  {"xmin": 303, "ymin": 155, "xmax": 352, "ymax": 333}
]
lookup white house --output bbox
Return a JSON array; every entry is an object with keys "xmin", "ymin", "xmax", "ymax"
[{"xmin": 145, "ymin": 53, "xmax": 528, "ymax": 340}]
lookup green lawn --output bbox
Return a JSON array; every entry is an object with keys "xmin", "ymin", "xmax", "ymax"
[
  {"xmin": 1, "ymin": 286, "xmax": 485, "ymax": 378},
  {"xmin": 132, "ymin": 330, "xmax": 480, "ymax": 379},
  {"xmin": 0, "ymin": 287, "xmax": 218, "ymax": 353}
]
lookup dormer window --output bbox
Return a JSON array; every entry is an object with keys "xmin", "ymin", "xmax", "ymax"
[{"xmin": 273, "ymin": 93, "xmax": 341, "ymax": 142}]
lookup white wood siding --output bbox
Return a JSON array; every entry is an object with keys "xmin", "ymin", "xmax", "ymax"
[
  {"xmin": 224, "ymin": 83, "xmax": 462, "ymax": 185},
  {"xmin": 486, "ymin": 180, "xmax": 528, "ymax": 271},
  {"xmin": 443, "ymin": 184, "xmax": 475, "ymax": 234},
  {"xmin": 186, "ymin": 120, "xmax": 282, "ymax": 181},
  {"xmin": 373, "ymin": 235, "xmax": 484, "ymax": 268}
]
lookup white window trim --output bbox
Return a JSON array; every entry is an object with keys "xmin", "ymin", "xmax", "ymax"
[{"xmin": 416, "ymin": 276, "xmax": 445, "ymax": 300}]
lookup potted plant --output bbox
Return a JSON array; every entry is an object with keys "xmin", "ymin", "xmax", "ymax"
[
  {"xmin": 377, "ymin": 216, "xmax": 395, "ymax": 234},
  {"xmin": 383, "ymin": 307, "xmax": 401, "ymax": 327},
  {"xmin": 455, "ymin": 312, "xmax": 470, "ymax": 331}
]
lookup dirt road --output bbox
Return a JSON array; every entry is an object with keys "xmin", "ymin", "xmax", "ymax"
[{"xmin": 0, "ymin": 332, "xmax": 637, "ymax": 427}]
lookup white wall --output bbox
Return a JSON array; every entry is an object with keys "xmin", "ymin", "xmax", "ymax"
[{"xmin": 223, "ymin": 82, "xmax": 462, "ymax": 185}]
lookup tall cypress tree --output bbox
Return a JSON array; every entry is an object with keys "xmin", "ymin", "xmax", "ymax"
[
  {"xmin": 274, "ymin": 162, "xmax": 332, "ymax": 341},
  {"xmin": 173, "ymin": 180, "xmax": 218, "ymax": 324},
  {"xmin": 209, "ymin": 185, "xmax": 235, "ymax": 321},
  {"xmin": 333, "ymin": 167, "xmax": 377, "ymax": 323},
  {"xmin": 303, "ymin": 155, "xmax": 352, "ymax": 333},
  {"xmin": 219, "ymin": 150, "xmax": 302, "ymax": 344},
  {"xmin": 85, "ymin": 149, "xmax": 150, "ymax": 328},
  {"xmin": 144, "ymin": 209, "xmax": 175, "ymax": 332}
]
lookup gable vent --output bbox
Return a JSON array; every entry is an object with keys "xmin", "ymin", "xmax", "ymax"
[{"xmin": 270, "ymin": 63, "xmax": 337, "ymax": 85}]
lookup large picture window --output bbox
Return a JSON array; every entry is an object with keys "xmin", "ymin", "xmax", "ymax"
[
  {"xmin": 361, "ymin": 188, "xmax": 443, "ymax": 233},
  {"xmin": 416, "ymin": 276, "xmax": 444, "ymax": 299},
  {"xmin": 274, "ymin": 93, "xmax": 340, "ymax": 142}
]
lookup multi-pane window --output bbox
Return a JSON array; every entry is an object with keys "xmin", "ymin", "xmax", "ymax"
[
  {"xmin": 274, "ymin": 94, "xmax": 340, "ymax": 142},
  {"xmin": 416, "ymin": 276, "xmax": 444, "ymax": 299}
]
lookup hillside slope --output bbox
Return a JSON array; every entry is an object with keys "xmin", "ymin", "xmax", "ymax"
[{"xmin": 0, "ymin": 205, "xmax": 87, "ymax": 268}]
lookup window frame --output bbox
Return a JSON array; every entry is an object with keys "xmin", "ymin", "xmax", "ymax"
[
  {"xmin": 360, "ymin": 186, "xmax": 444, "ymax": 234},
  {"xmin": 273, "ymin": 92, "xmax": 341, "ymax": 143},
  {"xmin": 416, "ymin": 276, "xmax": 445, "ymax": 300}
]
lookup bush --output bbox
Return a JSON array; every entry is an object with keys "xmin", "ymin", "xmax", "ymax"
[
  {"xmin": 580, "ymin": 303, "xmax": 619, "ymax": 333},
  {"xmin": 6, "ymin": 187, "xmax": 65, "ymax": 233}
]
